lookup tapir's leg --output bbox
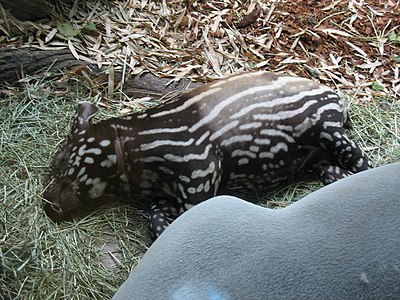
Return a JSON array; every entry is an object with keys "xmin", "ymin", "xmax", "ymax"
[
  {"xmin": 306, "ymin": 148, "xmax": 353, "ymax": 185},
  {"xmin": 307, "ymin": 148, "xmax": 354, "ymax": 185},
  {"xmin": 308, "ymin": 127, "xmax": 372, "ymax": 185},
  {"xmin": 149, "ymin": 199, "xmax": 180, "ymax": 240},
  {"xmin": 319, "ymin": 129, "xmax": 372, "ymax": 173}
]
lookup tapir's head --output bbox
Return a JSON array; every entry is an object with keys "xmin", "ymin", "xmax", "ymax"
[{"xmin": 43, "ymin": 102, "xmax": 118, "ymax": 222}]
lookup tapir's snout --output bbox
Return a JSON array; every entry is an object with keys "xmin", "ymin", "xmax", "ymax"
[
  {"xmin": 42, "ymin": 184, "xmax": 81, "ymax": 222},
  {"xmin": 44, "ymin": 202, "xmax": 65, "ymax": 222}
]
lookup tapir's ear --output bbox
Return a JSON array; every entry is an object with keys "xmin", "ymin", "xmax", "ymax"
[{"xmin": 73, "ymin": 102, "xmax": 99, "ymax": 131}]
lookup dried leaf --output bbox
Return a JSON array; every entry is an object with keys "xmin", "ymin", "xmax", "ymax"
[
  {"xmin": 3, "ymin": 0, "xmax": 399, "ymax": 101},
  {"xmin": 318, "ymin": 28, "xmax": 353, "ymax": 38},
  {"xmin": 280, "ymin": 57, "xmax": 307, "ymax": 64},
  {"xmin": 346, "ymin": 41, "xmax": 368, "ymax": 57},
  {"xmin": 68, "ymin": 39, "xmax": 80, "ymax": 60},
  {"xmin": 45, "ymin": 28, "xmax": 57, "ymax": 43},
  {"xmin": 357, "ymin": 60, "xmax": 382, "ymax": 74}
]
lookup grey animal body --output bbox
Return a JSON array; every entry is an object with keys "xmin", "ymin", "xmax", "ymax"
[
  {"xmin": 43, "ymin": 71, "xmax": 371, "ymax": 238},
  {"xmin": 112, "ymin": 163, "xmax": 400, "ymax": 300}
]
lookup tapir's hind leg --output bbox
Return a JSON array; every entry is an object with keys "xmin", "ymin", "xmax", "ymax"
[
  {"xmin": 319, "ymin": 129, "xmax": 372, "ymax": 174},
  {"xmin": 308, "ymin": 129, "xmax": 372, "ymax": 185},
  {"xmin": 307, "ymin": 149, "xmax": 353, "ymax": 185},
  {"xmin": 149, "ymin": 199, "xmax": 180, "ymax": 240}
]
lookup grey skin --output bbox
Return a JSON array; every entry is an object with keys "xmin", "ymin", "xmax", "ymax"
[{"xmin": 113, "ymin": 163, "xmax": 400, "ymax": 300}]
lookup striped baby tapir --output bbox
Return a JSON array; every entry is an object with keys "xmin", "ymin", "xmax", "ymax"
[{"xmin": 43, "ymin": 71, "xmax": 372, "ymax": 239}]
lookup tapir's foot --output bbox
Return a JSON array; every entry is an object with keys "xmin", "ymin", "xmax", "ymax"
[
  {"xmin": 316, "ymin": 164, "xmax": 353, "ymax": 185},
  {"xmin": 308, "ymin": 144, "xmax": 366, "ymax": 185},
  {"xmin": 149, "ymin": 199, "xmax": 180, "ymax": 240}
]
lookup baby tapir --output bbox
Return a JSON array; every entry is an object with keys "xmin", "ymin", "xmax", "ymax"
[
  {"xmin": 43, "ymin": 71, "xmax": 372, "ymax": 238},
  {"xmin": 112, "ymin": 163, "xmax": 400, "ymax": 300}
]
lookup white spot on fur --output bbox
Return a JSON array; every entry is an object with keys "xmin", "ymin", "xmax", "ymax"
[
  {"xmin": 107, "ymin": 154, "xmax": 116, "ymax": 163},
  {"xmin": 191, "ymin": 162, "xmax": 216, "ymax": 179},
  {"xmin": 78, "ymin": 144, "xmax": 87, "ymax": 156},
  {"xmin": 254, "ymin": 138, "xmax": 271, "ymax": 145},
  {"xmin": 187, "ymin": 187, "xmax": 196, "ymax": 194},
  {"xmin": 72, "ymin": 155, "xmax": 81, "ymax": 167},
  {"xmin": 232, "ymin": 149, "xmax": 256, "ymax": 159},
  {"xmin": 77, "ymin": 167, "xmax": 86, "ymax": 177},
  {"xmin": 204, "ymin": 180, "xmax": 210, "ymax": 193},
  {"xmin": 120, "ymin": 174, "xmax": 129, "ymax": 183},
  {"xmin": 85, "ymin": 148, "xmax": 102, "ymax": 155},
  {"xmin": 270, "ymin": 143, "xmax": 288, "ymax": 153},
  {"xmin": 179, "ymin": 175, "xmax": 191, "ymax": 183},
  {"xmin": 84, "ymin": 157, "xmax": 94, "ymax": 164},
  {"xmin": 249, "ymin": 145, "xmax": 260, "ymax": 153},
  {"xmin": 238, "ymin": 158, "xmax": 249, "ymax": 165},
  {"xmin": 196, "ymin": 183, "xmax": 204, "ymax": 193},
  {"xmin": 184, "ymin": 203, "xmax": 194, "ymax": 210},
  {"xmin": 159, "ymin": 166, "xmax": 174, "ymax": 175},
  {"xmin": 259, "ymin": 152, "xmax": 274, "ymax": 159},
  {"xmin": 100, "ymin": 159, "xmax": 113, "ymax": 168},
  {"xmin": 99, "ymin": 140, "xmax": 111, "ymax": 147},
  {"xmin": 88, "ymin": 178, "xmax": 107, "ymax": 198},
  {"xmin": 320, "ymin": 132, "xmax": 334, "ymax": 141},
  {"xmin": 178, "ymin": 183, "xmax": 188, "ymax": 200}
]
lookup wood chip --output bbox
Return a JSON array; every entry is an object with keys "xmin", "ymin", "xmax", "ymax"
[{"xmin": 2, "ymin": 0, "xmax": 399, "ymax": 100}]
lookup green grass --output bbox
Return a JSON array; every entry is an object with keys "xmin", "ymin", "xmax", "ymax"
[{"xmin": 1, "ymin": 76, "xmax": 399, "ymax": 299}]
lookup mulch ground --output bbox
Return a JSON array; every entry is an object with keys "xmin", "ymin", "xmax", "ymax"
[{"xmin": 1, "ymin": 0, "xmax": 399, "ymax": 101}]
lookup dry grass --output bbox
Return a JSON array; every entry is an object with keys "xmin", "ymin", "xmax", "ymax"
[
  {"xmin": 0, "ymin": 77, "xmax": 153, "ymax": 299},
  {"xmin": 1, "ymin": 67, "xmax": 399, "ymax": 300},
  {"xmin": 1, "ymin": 0, "xmax": 399, "ymax": 299}
]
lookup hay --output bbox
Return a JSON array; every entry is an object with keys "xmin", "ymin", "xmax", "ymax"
[
  {"xmin": 0, "ymin": 77, "xmax": 151, "ymax": 299},
  {"xmin": 1, "ymin": 66, "xmax": 399, "ymax": 300},
  {"xmin": 1, "ymin": 0, "xmax": 399, "ymax": 299}
]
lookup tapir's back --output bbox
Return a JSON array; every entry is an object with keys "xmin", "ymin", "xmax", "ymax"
[
  {"xmin": 113, "ymin": 163, "xmax": 400, "ymax": 300},
  {"xmin": 142, "ymin": 71, "xmax": 341, "ymax": 136}
]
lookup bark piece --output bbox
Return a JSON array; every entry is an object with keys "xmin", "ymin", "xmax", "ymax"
[
  {"xmin": 0, "ymin": 47, "xmax": 200, "ymax": 96},
  {"xmin": 1, "ymin": 0, "xmax": 51, "ymax": 21}
]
